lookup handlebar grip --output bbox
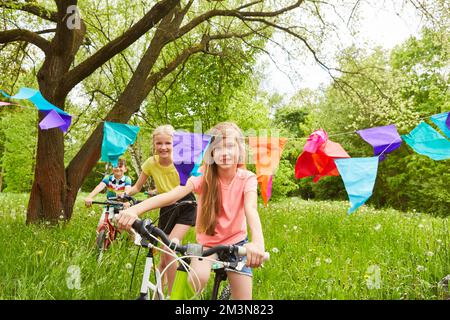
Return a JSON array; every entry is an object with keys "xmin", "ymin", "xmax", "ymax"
[
  {"xmin": 131, "ymin": 219, "xmax": 144, "ymax": 235},
  {"xmin": 236, "ymin": 246, "xmax": 270, "ymax": 262}
]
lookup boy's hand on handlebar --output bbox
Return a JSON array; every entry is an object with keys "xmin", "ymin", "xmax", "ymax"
[
  {"xmin": 117, "ymin": 209, "xmax": 138, "ymax": 231},
  {"xmin": 84, "ymin": 197, "xmax": 93, "ymax": 207},
  {"xmin": 243, "ymin": 242, "xmax": 265, "ymax": 268}
]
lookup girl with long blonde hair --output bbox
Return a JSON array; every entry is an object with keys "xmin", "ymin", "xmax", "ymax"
[
  {"xmin": 118, "ymin": 122, "xmax": 265, "ymax": 299},
  {"xmin": 124, "ymin": 124, "xmax": 197, "ymax": 297}
]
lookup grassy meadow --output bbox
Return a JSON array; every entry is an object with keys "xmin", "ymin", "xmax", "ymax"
[{"xmin": 0, "ymin": 193, "xmax": 448, "ymax": 300}]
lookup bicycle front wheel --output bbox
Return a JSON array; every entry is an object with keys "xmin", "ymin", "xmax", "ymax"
[{"xmin": 219, "ymin": 284, "xmax": 231, "ymax": 300}]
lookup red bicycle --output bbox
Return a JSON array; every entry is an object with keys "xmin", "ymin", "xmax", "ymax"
[{"xmin": 92, "ymin": 195, "xmax": 138, "ymax": 261}]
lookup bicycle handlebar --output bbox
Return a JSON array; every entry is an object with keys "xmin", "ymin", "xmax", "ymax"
[
  {"xmin": 91, "ymin": 195, "xmax": 140, "ymax": 212},
  {"xmin": 132, "ymin": 217, "xmax": 269, "ymax": 263}
]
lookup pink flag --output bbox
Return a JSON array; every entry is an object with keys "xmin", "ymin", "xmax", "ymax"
[
  {"xmin": 303, "ymin": 129, "xmax": 328, "ymax": 153},
  {"xmin": 0, "ymin": 101, "xmax": 15, "ymax": 106}
]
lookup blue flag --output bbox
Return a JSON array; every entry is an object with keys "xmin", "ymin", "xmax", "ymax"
[
  {"xmin": 430, "ymin": 112, "xmax": 450, "ymax": 139},
  {"xmin": 402, "ymin": 122, "xmax": 450, "ymax": 161},
  {"xmin": 1, "ymin": 87, "xmax": 72, "ymax": 132},
  {"xmin": 334, "ymin": 157, "xmax": 379, "ymax": 214},
  {"xmin": 101, "ymin": 121, "xmax": 140, "ymax": 167}
]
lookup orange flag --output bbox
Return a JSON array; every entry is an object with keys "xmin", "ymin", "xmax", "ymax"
[
  {"xmin": 248, "ymin": 137, "xmax": 288, "ymax": 175},
  {"xmin": 257, "ymin": 175, "xmax": 273, "ymax": 206},
  {"xmin": 248, "ymin": 137, "xmax": 288, "ymax": 206}
]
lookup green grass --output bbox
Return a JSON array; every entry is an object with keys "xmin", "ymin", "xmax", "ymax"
[{"xmin": 0, "ymin": 193, "xmax": 448, "ymax": 300}]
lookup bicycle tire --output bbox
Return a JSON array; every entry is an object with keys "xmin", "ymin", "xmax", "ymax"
[
  {"xmin": 218, "ymin": 284, "xmax": 231, "ymax": 300},
  {"xmin": 96, "ymin": 229, "xmax": 107, "ymax": 258}
]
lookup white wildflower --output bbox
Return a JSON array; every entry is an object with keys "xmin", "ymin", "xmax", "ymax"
[
  {"xmin": 315, "ymin": 258, "xmax": 321, "ymax": 266},
  {"xmin": 374, "ymin": 224, "xmax": 382, "ymax": 231},
  {"xmin": 416, "ymin": 265, "xmax": 426, "ymax": 272},
  {"xmin": 271, "ymin": 248, "xmax": 279, "ymax": 254},
  {"xmin": 324, "ymin": 258, "xmax": 332, "ymax": 264},
  {"xmin": 125, "ymin": 263, "xmax": 133, "ymax": 269},
  {"xmin": 426, "ymin": 251, "xmax": 434, "ymax": 257}
]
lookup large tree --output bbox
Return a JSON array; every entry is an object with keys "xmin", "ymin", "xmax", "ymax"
[{"xmin": 0, "ymin": 0, "xmax": 310, "ymax": 223}]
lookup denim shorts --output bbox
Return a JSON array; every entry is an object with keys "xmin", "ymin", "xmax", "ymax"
[{"xmin": 224, "ymin": 238, "xmax": 253, "ymax": 277}]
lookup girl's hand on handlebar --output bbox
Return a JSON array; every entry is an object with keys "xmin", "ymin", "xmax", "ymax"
[
  {"xmin": 243, "ymin": 242, "xmax": 265, "ymax": 268},
  {"xmin": 84, "ymin": 197, "xmax": 93, "ymax": 207},
  {"xmin": 123, "ymin": 201, "xmax": 131, "ymax": 209},
  {"xmin": 117, "ymin": 209, "xmax": 138, "ymax": 231}
]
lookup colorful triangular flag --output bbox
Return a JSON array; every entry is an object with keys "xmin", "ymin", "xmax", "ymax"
[
  {"xmin": 257, "ymin": 175, "xmax": 273, "ymax": 206},
  {"xmin": 173, "ymin": 132, "xmax": 211, "ymax": 185},
  {"xmin": 356, "ymin": 124, "xmax": 402, "ymax": 161},
  {"xmin": 39, "ymin": 109, "xmax": 66, "ymax": 130},
  {"xmin": 1, "ymin": 87, "xmax": 72, "ymax": 132},
  {"xmin": 402, "ymin": 122, "xmax": 450, "ymax": 161},
  {"xmin": 101, "ymin": 121, "xmax": 140, "ymax": 167},
  {"xmin": 430, "ymin": 112, "xmax": 450, "ymax": 139},
  {"xmin": 334, "ymin": 157, "xmax": 379, "ymax": 214},
  {"xmin": 295, "ymin": 130, "xmax": 350, "ymax": 182}
]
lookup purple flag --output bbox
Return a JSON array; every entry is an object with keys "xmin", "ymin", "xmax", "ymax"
[
  {"xmin": 356, "ymin": 124, "xmax": 402, "ymax": 161},
  {"xmin": 39, "ymin": 109, "xmax": 66, "ymax": 131},
  {"xmin": 173, "ymin": 132, "xmax": 211, "ymax": 185}
]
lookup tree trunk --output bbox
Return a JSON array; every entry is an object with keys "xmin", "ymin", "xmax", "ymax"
[
  {"xmin": 26, "ymin": 8, "xmax": 86, "ymax": 223},
  {"xmin": 27, "ymin": 97, "xmax": 67, "ymax": 223}
]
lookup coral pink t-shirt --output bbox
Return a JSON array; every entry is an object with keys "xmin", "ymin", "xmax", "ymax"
[{"xmin": 188, "ymin": 168, "xmax": 257, "ymax": 247}]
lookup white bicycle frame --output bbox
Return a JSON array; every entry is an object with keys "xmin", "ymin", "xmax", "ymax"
[
  {"xmin": 139, "ymin": 247, "xmax": 165, "ymax": 300},
  {"xmin": 133, "ymin": 232, "xmax": 217, "ymax": 300}
]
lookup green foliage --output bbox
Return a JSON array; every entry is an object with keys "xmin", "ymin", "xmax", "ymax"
[
  {"xmin": 270, "ymin": 160, "xmax": 298, "ymax": 199},
  {"xmin": 0, "ymin": 108, "xmax": 37, "ymax": 192}
]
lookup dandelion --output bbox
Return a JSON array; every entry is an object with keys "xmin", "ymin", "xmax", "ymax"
[
  {"xmin": 45, "ymin": 221, "xmax": 51, "ymax": 225},
  {"xmin": 365, "ymin": 265, "xmax": 381, "ymax": 289},
  {"xmin": 271, "ymin": 248, "xmax": 279, "ymax": 254},
  {"xmin": 59, "ymin": 215, "xmax": 64, "ymax": 220},
  {"xmin": 125, "ymin": 263, "xmax": 133, "ymax": 269},
  {"xmin": 324, "ymin": 258, "xmax": 332, "ymax": 264},
  {"xmin": 374, "ymin": 224, "xmax": 382, "ymax": 231},
  {"xmin": 315, "ymin": 258, "xmax": 321, "ymax": 266},
  {"xmin": 426, "ymin": 251, "xmax": 434, "ymax": 257},
  {"xmin": 416, "ymin": 265, "xmax": 426, "ymax": 272}
]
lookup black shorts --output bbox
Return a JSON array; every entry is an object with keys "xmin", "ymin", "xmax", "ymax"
[{"xmin": 158, "ymin": 193, "xmax": 197, "ymax": 235}]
